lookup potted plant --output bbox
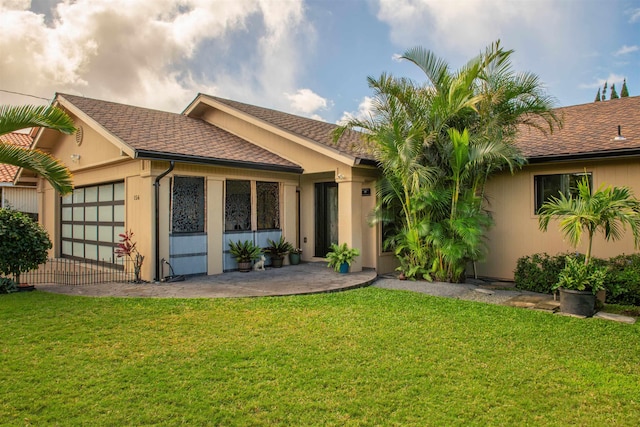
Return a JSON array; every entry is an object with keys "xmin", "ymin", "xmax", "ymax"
[
  {"xmin": 326, "ymin": 243, "xmax": 360, "ymax": 273},
  {"xmin": 538, "ymin": 175, "xmax": 640, "ymax": 316},
  {"xmin": 264, "ymin": 236, "xmax": 293, "ymax": 268},
  {"xmin": 0, "ymin": 209, "xmax": 51, "ymax": 290},
  {"xmin": 289, "ymin": 247, "xmax": 302, "ymax": 265},
  {"xmin": 552, "ymin": 255, "xmax": 607, "ymax": 316},
  {"xmin": 228, "ymin": 240, "xmax": 262, "ymax": 272}
]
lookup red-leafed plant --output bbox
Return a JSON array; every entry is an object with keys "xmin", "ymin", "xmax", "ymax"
[{"xmin": 115, "ymin": 230, "xmax": 144, "ymax": 283}]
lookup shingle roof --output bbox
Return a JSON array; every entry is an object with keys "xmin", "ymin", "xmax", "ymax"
[
  {"xmin": 0, "ymin": 132, "xmax": 32, "ymax": 184},
  {"xmin": 517, "ymin": 95, "xmax": 640, "ymax": 161},
  {"xmin": 200, "ymin": 95, "xmax": 375, "ymax": 164},
  {"xmin": 58, "ymin": 94, "xmax": 303, "ymax": 173}
]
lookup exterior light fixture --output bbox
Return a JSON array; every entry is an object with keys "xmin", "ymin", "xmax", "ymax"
[{"xmin": 70, "ymin": 153, "xmax": 81, "ymax": 162}]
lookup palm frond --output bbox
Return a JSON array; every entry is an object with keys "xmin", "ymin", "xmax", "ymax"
[
  {"xmin": 0, "ymin": 142, "xmax": 73, "ymax": 194},
  {"xmin": 0, "ymin": 105, "xmax": 76, "ymax": 136}
]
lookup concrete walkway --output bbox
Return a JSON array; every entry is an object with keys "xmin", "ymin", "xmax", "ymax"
[{"xmin": 35, "ymin": 262, "xmax": 635, "ymax": 323}]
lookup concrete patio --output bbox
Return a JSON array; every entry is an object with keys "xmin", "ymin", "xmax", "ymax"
[{"xmin": 36, "ymin": 262, "xmax": 377, "ymax": 298}]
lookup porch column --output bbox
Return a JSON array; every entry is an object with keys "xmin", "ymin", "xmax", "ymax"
[
  {"xmin": 337, "ymin": 177, "xmax": 362, "ymax": 272},
  {"xmin": 207, "ymin": 178, "xmax": 224, "ymax": 275},
  {"xmin": 282, "ymin": 183, "xmax": 298, "ymax": 260}
]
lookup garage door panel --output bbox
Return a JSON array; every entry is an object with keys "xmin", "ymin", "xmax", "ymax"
[{"xmin": 61, "ymin": 181, "xmax": 124, "ymax": 265}]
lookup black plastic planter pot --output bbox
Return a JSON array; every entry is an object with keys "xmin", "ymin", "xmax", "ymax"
[{"xmin": 559, "ymin": 288, "xmax": 596, "ymax": 317}]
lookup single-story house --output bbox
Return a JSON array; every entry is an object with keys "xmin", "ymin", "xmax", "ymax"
[
  {"xmin": 479, "ymin": 95, "xmax": 640, "ymax": 280},
  {"xmin": 0, "ymin": 131, "xmax": 38, "ymax": 220},
  {"xmin": 29, "ymin": 92, "xmax": 640, "ymax": 283},
  {"xmin": 32, "ymin": 93, "xmax": 397, "ymax": 281}
]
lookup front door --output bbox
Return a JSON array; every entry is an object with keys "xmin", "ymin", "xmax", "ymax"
[{"xmin": 314, "ymin": 182, "xmax": 338, "ymax": 257}]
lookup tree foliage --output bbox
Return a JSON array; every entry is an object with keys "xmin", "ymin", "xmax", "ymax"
[
  {"xmin": 337, "ymin": 41, "xmax": 560, "ymax": 282},
  {"xmin": 538, "ymin": 175, "xmax": 640, "ymax": 265},
  {"xmin": 0, "ymin": 104, "xmax": 76, "ymax": 195},
  {"xmin": 0, "ymin": 208, "xmax": 52, "ymax": 283},
  {"xmin": 621, "ymin": 79, "xmax": 629, "ymax": 97},
  {"xmin": 610, "ymin": 83, "xmax": 619, "ymax": 99}
]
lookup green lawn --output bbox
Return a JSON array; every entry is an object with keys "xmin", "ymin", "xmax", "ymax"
[{"xmin": 1, "ymin": 288, "xmax": 638, "ymax": 426}]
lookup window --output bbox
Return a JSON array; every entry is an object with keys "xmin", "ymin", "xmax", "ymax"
[
  {"xmin": 534, "ymin": 172, "xmax": 591, "ymax": 213},
  {"xmin": 61, "ymin": 181, "xmax": 125, "ymax": 263},
  {"xmin": 172, "ymin": 176, "xmax": 205, "ymax": 233},
  {"xmin": 257, "ymin": 181, "xmax": 279, "ymax": 230},
  {"xmin": 225, "ymin": 180, "xmax": 251, "ymax": 231}
]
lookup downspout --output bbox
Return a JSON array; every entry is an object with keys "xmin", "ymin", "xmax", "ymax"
[{"xmin": 154, "ymin": 161, "xmax": 175, "ymax": 281}]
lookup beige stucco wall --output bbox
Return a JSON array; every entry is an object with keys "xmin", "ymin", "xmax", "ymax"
[
  {"xmin": 200, "ymin": 108, "xmax": 352, "ymax": 173},
  {"xmin": 479, "ymin": 157, "xmax": 640, "ymax": 280},
  {"xmin": 197, "ymin": 104, "xmax": 390, "ymax": 273},
  {"xmin": 38, "ymin": 99, "xmax": 397, "ymax": 281}
]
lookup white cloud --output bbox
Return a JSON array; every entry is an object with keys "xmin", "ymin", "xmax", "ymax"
[
  {"xmin": 338, "ymin": 96, "xmax": 374, "ymax": 125},
  {"xmin": 285, "ymin": 88, "xmax": 328, "ymax": 115},
  {"xmin": 0, "ymin": 0, "xmax": 313, "ymax": 112},
  {"xmin": 374, "ymin": 0, "xmax": 560, "ymax": 55},
  {"xmin": 614, "ymin": 45, "xmax": 639, "ymax": 56},
  {"xmin": 628, "ymin": 8, "xmax": 640, "ymax": 23},
  {"xmin": 578, "ymin": 73, "xmax": 627, "ymax": 89}
]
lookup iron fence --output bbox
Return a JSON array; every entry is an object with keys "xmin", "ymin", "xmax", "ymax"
[{"xmin": 10, "ymin": 258, "xmax": 135, "ymax": 286}]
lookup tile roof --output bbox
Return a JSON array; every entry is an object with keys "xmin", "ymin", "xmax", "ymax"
[
  {"xmin": 58, "ymin": 94, "xmax": 303, "ymax": 173},
  {"xmin": 517, "ymin": 95, "xmax": 640, "ymax": 161},
  {"xmin": 200, "ymin": 95, "xmax": 375, "ymax": 163},
  {"xmin": 0, "ymin": 132, "xmax": 32, "ymax": 184}
]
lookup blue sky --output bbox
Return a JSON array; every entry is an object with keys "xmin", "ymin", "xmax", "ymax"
[{"xmin": 1, "ymin": 0, "xmax": 638, "ymax": 123}]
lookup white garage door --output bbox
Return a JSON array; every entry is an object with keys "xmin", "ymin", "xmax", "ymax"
[{"xmin": 61, "ymin": 182, "xmax": 125, "ymax": 264}]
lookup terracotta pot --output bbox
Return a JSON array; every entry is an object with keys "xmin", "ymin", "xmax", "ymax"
[{"xmin": 237, "ymin": 261, "xmax": 252, "ymax": 272}]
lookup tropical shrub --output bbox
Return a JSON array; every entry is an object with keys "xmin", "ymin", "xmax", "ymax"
[
  {"xmin": 605, "ymin": 254, "xmax": 640, "ymax": 306},
  {"xmin": 336, "ymin": 41, "xmax": 559, "ymax": 283},
  {"xmin": 554, "ymin": 255, "xmax": 607, "ymax": 294},
  {"xmin": 0, "ymin": 208, "xmax": 51, "ymax": 284},
  {"xmin": 515, "ymin": 252, "xmax": 640, "ymax": 305},
  {"xmin": 228, "ymin": 240, "xmax": 262, "ymax": 263},
  {"xmin": 326, "ymin": 243, "xmax": 360, "ymax": 272},
  {"xmin": 115, "ymin": 230, "xmax": 145, "ymax": 283},
  {"xmin": 514, "ymin": 253, "xmax": 568, "ymax": 294},
  {"xmin": 0, "ymin": 277, "xmax": 17, "ymax": 294}
]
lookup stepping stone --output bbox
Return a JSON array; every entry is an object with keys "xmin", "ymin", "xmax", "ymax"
[
  {"xmin": 556, "ymin": 312, "xmax": 587, "ymax": 319},
  {"xmin": 535, "ymin": 301, "xmax": 561, "ymax": 311},
  {"xmin": 474, "ymin": 288, "xmax": 494, "ymax": 295},
  {"xmin": 508, "ymin": 301, "xmax": 537, "ymax": 308},
  {"xmin": 594, "ymin": 312, "xmax": 636, "ymax": 324}
]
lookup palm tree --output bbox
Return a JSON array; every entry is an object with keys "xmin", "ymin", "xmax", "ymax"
[
  {"xmin": 337, "ymin": 41, "xmax": 560, "ymax": 282},
  {"xmin": 538, "ymin": 176, "xmax": 640, "ymax": 265},
  {"xmin": 0, "ymin": 104, "xmax": 76, "ymax": 195}
]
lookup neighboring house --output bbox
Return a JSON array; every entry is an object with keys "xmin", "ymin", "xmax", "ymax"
[
  {"xmin": 32, "ymin": 93, "xmax": 396, "ymax": 282},
  {"xmin": 479, "ymin": 95, "xmax": 640, "ymax": 280},
  {"xmin": 0, "ymin": 132, "xmax": 38, "ymax": 219}
]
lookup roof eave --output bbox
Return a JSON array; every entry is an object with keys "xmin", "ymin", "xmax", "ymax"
[
  {"xmin": 134, "ymin": 150, "xmax": 304, "ymax": 174},
  {"xmin": 527, "ymin": 148, "xmax": 640, "ymax": 164},
  {"xmin": 188, "ymin": 95, "xmax": 363, "ymax": 167}
]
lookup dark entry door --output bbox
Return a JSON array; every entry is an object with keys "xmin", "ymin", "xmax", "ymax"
[{"xmin": 315, "ymin": 182, "xmax": 338, "ymax": 257}]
